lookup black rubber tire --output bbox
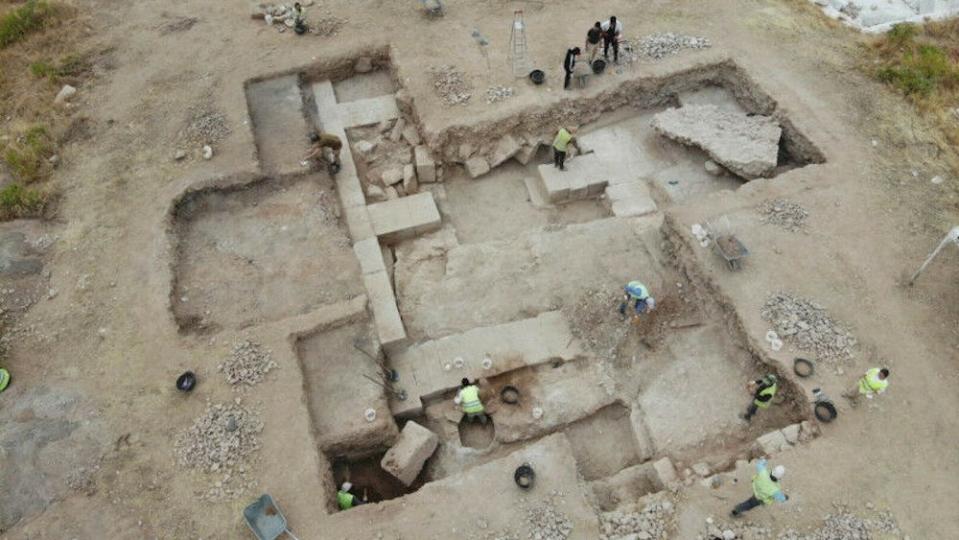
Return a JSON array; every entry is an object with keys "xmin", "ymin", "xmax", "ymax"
[
  {"xmin": 793, "ymin": 357, "xmax": 815, "ymax": 378},
  {"xmin": 814, "ymin": 401, "xmax": 837, "ymax": 422},
  {"xmin": 514, "ymin": 464, "xmax": 535, "ymax": 489}
]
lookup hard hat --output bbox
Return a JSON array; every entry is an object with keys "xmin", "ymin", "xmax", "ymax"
[
  {"xmin": 341, "ymin": 482, "xmax": 352, "ymax": 491},
  {"xmin": 772, "ymin": 465, "xmax": 785, "ymax": 479}
]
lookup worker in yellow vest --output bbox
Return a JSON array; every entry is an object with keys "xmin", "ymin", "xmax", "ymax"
[
  {"xmin": 336, "ymin": 482, "xmax": 365, "ymax": 511},
  {"xmin": 0, "ymin": 367, "xmax": 9, "ymax": 393},
  {"xmin": 552, "ymin": 126, "xmax": 580, "ymax": 171},
  {"xmin": 842, "ymin": 367, "xmax": 889, "ymax": 406},
  {"xmin": 454, "ymin": 377, "xmax": 488, "ymax": 424},
  {"xmin": 742, "ymin": 374, "xmax": 778, "ymax": 422},
  {"xmin": 731, "ymin": 458, "xmax": 788, "ymax": 517}
]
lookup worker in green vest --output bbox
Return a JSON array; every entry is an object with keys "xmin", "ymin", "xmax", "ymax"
[
  {"xmin": 552, "ymin": 126, "xmax": 580, "ymax": 171},
  {"xmin": 0, "ymin": 367, "xmax": 9, "ymax": 393},
  {"xmin": 842, "ymin": 367, "xmax": 890, "ymax": 406},
  {"xmin": 618, "ymin": 280, "xmax": 656, "ymax": 321},
  {"xmin": 731, "ymin": 458, "xmax": 788, "ymax": 517},
  {"xmin": 454, "ymin": 377, "xmax": 488, "ymax": 424},
  {"xmin": 742, "ymin": 374, "xmax": 778, "ymax": 422},
  {"xmin": 337, "ymin": 482, "xmax": 365, "ymax": 510}
]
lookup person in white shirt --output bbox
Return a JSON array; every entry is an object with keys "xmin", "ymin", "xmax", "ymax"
[{"xmin": 601, "ymin": 16, "xmax": 623, "ymax": 63}]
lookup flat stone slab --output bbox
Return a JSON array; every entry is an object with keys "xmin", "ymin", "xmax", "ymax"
[
  {"xmin": 604, "ymin": 182, "xmax": 657, "ymax": 218},
  {"xmin": 366, "ymin": 192, "xmax": 442, "ymax": 244},
  {"xmin": 536, "ymin": 153, "xmax": 609, "ymax": 203},
  {"xmin": 337, "ymin": 94, "xmax": 400, "ymax": 128},
  {"xmin": 651, "ymin": 105, "xmax": 782, "ymax": 179},
  {"xmin": 381, "ymin": 421, "xmax": 439, "ymax": 486},
  {"xmin": 388, "ymin": 311, "xmax": 582, "ymax": 417},
  {"xmin": 362, "ymin": 269, "xmax": 406, "ymax": 348}
]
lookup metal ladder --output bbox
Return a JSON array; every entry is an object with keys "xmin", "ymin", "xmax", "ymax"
[{"xmin": 508, "ymin": 10, "xmax": 529, "ymax": 78}]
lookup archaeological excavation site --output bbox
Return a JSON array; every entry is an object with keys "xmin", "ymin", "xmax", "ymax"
[{"xmin": 9, "ymin": 1, "xmax": 954, "ymax": 538}]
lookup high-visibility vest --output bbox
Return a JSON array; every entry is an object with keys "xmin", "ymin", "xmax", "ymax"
[
  {"xmin": 858, "ymin": 368, "xmax": 888, "ymax": 395},
  {"xmin": 625, "ymin": 281, "xmax": 649, "ymax": 300},
  {"xmin": 553, "ymin": 129, "xmax": 573, "ymax": 152},
  {"xmin": 337, "ymin": 490, "xmax": 355, "ymax": 510},
  {"xmin": 754, "ymin": 382, "xmax": 778, "ymax": 409},
  {"xmin": 459, "ymin": 385, "xmax": 485, "ymax": 414},
  {"xmin": 752, "ymin": 468, "xmax": 782, "ymax": 505}
]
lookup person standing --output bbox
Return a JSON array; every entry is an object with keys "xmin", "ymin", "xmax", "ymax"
[
  {"xmin": 551, "ymin": 126, "xmax": 579, "ymax": 171},
  {"xmin": 584, "ymin": 22, "xmax": 603, "ymax": 64},
  {"xmin": 842, "ymin": 367, "xmax": 890, "ymax": 406},
  {"xmin": 742, "ymin": 374, "xmax": 778, "ymax": 421},
  {"xmin": 731, "ymin": 459, "xmax": 788, "ymax": 517},
  {"xmin": 618, "ymin": 280, "xmax": 656, "ymax": 320},
  {"xmin": 601, "ymin": 16, "xmax": 623, "ymax": 63},
  {"xmin": 454, "ymin": 378, "xmax": 488, "ymax": 424},
  {"xmin": 563, "ymin": 46, "xmax": 581, "ymax": 90}
]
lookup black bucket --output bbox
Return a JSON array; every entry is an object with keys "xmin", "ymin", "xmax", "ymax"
[
  {"xmin": 814, "ymin": 401, "xmax": 837, "ymax": 423},
  {"xmin": 176, "ymin": 371, "xmax": 197, "ymax": 392},
  {"xmin": 529, "ymin": 69, "xmax": 545, "ymax": 85},
  {"xmin": 514, "ymin": 463, "xmax": 535, "ymax": 489},
  {"xmin": 793, "ymin": 358, "xmax": 815, "ymax": 378},
  {"xmin": 591, "ymin": 59, "xmax": 607, "ymax": 75}
]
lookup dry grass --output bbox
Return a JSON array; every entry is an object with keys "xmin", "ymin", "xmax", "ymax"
[
  {"xmin": 866, "ymin": 20, "xmax": 959, "ymax": 162},
  {"xmin": 0, "ymin": 0, "xmax": 93, "ymax": 220}
]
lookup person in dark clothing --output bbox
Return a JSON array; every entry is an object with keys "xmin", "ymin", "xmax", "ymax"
[
  {"xmin": 585, "ymin": 22, "xmax": 602, "ymax": 64},
  {"xmin": 601, "ymin": 16, "xmax": 623, "ymax": 63},
  {"xmin": 563, "ymin": 47, "xmax": 581, "ymax": 90}
]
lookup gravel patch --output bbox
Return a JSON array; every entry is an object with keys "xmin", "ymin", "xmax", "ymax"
[
  {"xmin": 698, "ymin": 505, "xmax": 902, "ymax": 540},
  {"xmin": 636, "ymin": 32, "xmax": 711, "ymax": 60},
  {"xmin": 761, "ymin": 293, "xmax": 857, "ymax": 362},
  {"xmin": 173, "ymin": 401, "xmax": 263, "ymax": 501},
  {"xmin": 760, "ymin": 199, "xmax": 809, "ymax": 233},
  {"xmin": 430, "ymin": 65, "xmax": 472, "ymax": 106},
  {"xmin": 218, "ymin": 340, "xmax": 277, "ymax": 387},
  {"xmin": 600, "ymin": 497, "xmax": 674, "ymax": 539},
  {"xmin": 183, "ymin": 107, "xmax": 231, "ymax": 146},
  {"xmin": 524, "ymin": 492, "xmax": 573, "ymax": 540},
  {"xmin": 486, "ymin": 85, "xmax": 514, "ymax": 104}
]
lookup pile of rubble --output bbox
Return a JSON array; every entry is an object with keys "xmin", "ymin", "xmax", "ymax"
[
  {"xmin": 563, "ymin": 286, "xmax": 625, "ymax": 364},
  {"xmin": 778, "ymin": 506, "xmax": 901, "ymax": 540},
  {"xmin": 524, "ymin": 492, "xmax": 573, "ymax": 540},
  {"xmin": 636, "ymin": 32, "xmax": 711, "ymax": 60},
  {"xmin": 183, "ymin": 108, "xmax": 231, "ymax": 146},
  {"xmin": 250, "ymin": 2, "xmax": 346, "ymax": 35},
  {"xmin": 173, "ymin": 401, "xmax": 263, "ymax": 500},
  {"xmin": 430, "ymin": 65, "xmax": 472, "ymax": 105},
  {"xmin": 761, "ymin": 293, "xmax": 857, "ymax": 362},
  {"xmin": 486, "ymin": 85, "xmax": 514, "ymax": 104},
  {"xmin": 218, "ymin": 340, "xmax": 277, "ymax": 387},
  {"xmin": 599, "ymin": 497, "xmax": 674, "ymax": 540},
  {"xmin": 760, "ymin": 199, "xmax": 809, "ymax": 233}
]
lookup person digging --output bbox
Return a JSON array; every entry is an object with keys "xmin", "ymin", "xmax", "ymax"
[
  {"xmin": 842, "ymin": 367, "xmax": 889, "ymax": 407},
  {"xmin": 454, "ymin": 377, "xmax": 488, "ymax": 424},
  {"xmin": 551, "ymin": 126, "xmax": 580, "ymax": 171},
  {"xmin": 304, "ymin": 131, "xmax": 342, "ymax": 174},
  {"xmin": 337, "ymin": 482, "xmax": 366, "ymax": 510},
  {"xmin": 731, "ymin": 458, "xmax": 788, "ymax": 517},
  {"xmin": 742, "ymin": 374, "xmax": 778, "ymax": 422},
  {"xmin": 618, "ymin": 280, "xmax": 656, "ymax": 322}
]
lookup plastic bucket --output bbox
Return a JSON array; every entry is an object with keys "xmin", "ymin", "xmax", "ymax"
[{"xmin": 529, "ymin": 69, "xmax": 545, "ymax": 85}]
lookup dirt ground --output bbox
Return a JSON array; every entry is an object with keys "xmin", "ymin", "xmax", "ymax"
[{"xmin": 3, "ymin": 0, "xmax": 959, "ymax": 538}]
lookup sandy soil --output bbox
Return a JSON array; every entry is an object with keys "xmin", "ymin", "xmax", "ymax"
[{"xmin": 2, "ymin": 0, "xmax": 959, "ymax": 538}]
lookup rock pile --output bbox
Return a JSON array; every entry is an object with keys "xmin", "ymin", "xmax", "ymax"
[
  {"xmin": 636, "ymin": 33, "xmax": 711, "ymax": 60},
  {"xmin": 218, "ymin": 340, "xmax": 277, "ymax": 387},
  {"xmin": 599, "ymin": 498, "xmax": 674, "ymax": 539},
  {"xmin": 173, "ymin": 401, "xmax": 263, "ymax": 500},
  {"xmin": 761, "ymin": 293, "xmax": 856, "ymax": 362},
  {"xmin": 759, "ymin": 199, "xmax": 809, "ymax": 232},
  {"xmin": 778, "ymin": 506, "xmax": 901, "ymax": 540},
  {"xmin": 487, "ymin": 86, "xmax": 514, "ymax": 104},
  {"xmin": 183, "ymin": 108, "xmax": 231, "ymax": 146},
  {"xmin": 524, "ymin": 492, "xmax": 573, "ymax": 540},
  {"xmin": 430, "ymin": 65, "xmax": 472, "ymax": 106}
]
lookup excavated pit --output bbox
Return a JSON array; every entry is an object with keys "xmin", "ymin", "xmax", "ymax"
[{"xmin": 170, "ymin": 174, "xmax": 363, "ymax": 334}]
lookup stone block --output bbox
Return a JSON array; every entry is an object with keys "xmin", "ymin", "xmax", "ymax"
[
  {"xmin": 489, "ymin": 134, "xmax": 522, "ymax": 168},
  {"xmin": 465, "ymin": 157, "xmax": 490, "ymax": 179},
  {"xmin": 385, "ymin": 186, "xmax": 399, "ymax": 200},
  {"xmin": 380, "ymin": 421, "xmax": 439, "ymax": 486},
  {"xmin": 389, "ymin": 118, "xmax": 406, "ymax": 143},
  {"xmin": 382, "ymin": 167, "xmax": 404, "ymax": 186},
  {"xmin": 403, "ymin": 164, "xmax": 418, "ymax": 190},
  {"xmin": 537, "ymin": 163, "xmax": 570, "ymax": 202},
  {"xmin": 691, "ymin": 462, "xmax": 711, "ymax": 477},
  {"xmin": 605, "ymin": 182, "xmax": 657, "ymax": 218},
  {"xmin": 402, "ymin": 125, "xmax": 421, "ymax": 146},
  {"xmin": 367, "ymin": 192, "xmax": 441, "ymax": 243},
  {"xmin": 366, "ymin": 184, "xmax": 387, "ymax": 203},
  {"xmin": 414, "ymin": 146, "xmax": 436, "ymax": 183},
  {"xmin": 781, "ymin": 423, "xmax": 801, "ymax": 445},
  {"xmin": 513, "ymin": 143, "xmax": 538, "ymax": 165},
  {"xmin": 344, "ymin": 207, "xmax": 374, "ymax": 242},
  {"xmin": 755, "ymin": 430, "xmax": 788, "ymax": 455},
  {"xmin": 648, "ymin": 457, "xmax": 677, "ymax": 490},
  {"xmin": 362, "ymin": 269, "xmax": 406, "ymax": 348},
  {"xmin": 336, "ymin": 172, "xmax": 366, "ymax": 209},
  {"xmin": 353, "ymin": 237, "xmax": 386, "ymax": 276},
  {"xmin": 338, "ymin": 95, "xmax": 400, "ymax": 128},
  {"xmin": 458, "ymin": 143, "xmax": 474, "ymax": 162}
]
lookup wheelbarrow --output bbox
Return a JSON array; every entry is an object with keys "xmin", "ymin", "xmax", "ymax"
[
  {"xmin": 712, "ymin": 234, "xmax": 749, "ymax": 271},
  {"xmin": 243, "ymin": 494, "xmax": 300, "ymax": 540}
]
